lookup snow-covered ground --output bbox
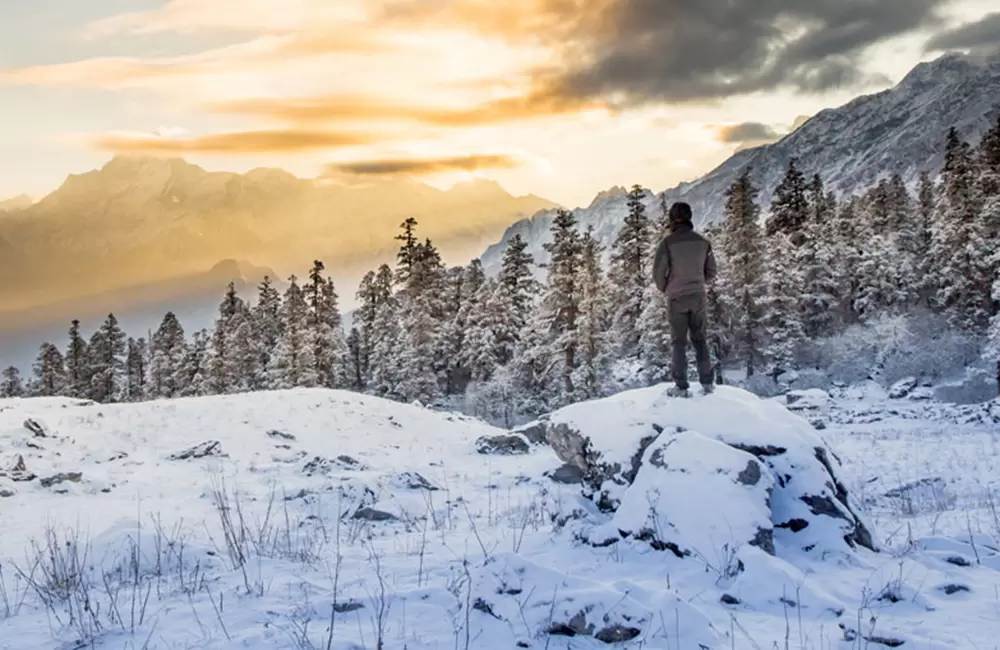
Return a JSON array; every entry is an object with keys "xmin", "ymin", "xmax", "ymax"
[{"xmin": 0, "ymin": 385, "xmax": 998, "ymax": 649}]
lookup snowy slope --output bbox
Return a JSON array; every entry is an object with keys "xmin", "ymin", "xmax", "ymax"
[
  {"xmin": 480, "ymin": 52, "xmax": 1000, "ymax": 274},
  {"xmin": 1, "ymin": 386, "xmax": 999, "ymax": 649}
]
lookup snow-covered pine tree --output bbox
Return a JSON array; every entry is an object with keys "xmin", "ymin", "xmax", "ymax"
[
  {"xmin": 897, "ymin": 171, "xmax": 936, "ymax": 307},
  {"xmin": 440, "ymin": 261, "xmax": 485, "ymax": 393},
  {"xmin": 88, "ymin": 313, "xmax": 127, "ymax": 403},
  {"xmin": 931, "ymin": 127, "xmax": 989, "ymax": 332},
  {"xmin": 608, "ymin": 184, "xmax": 653, "ymax": 358},
  {"xmin": 799, "ymin": 174, "xmax": 839, "ymax": 338},
  {"xmin": 1, "ymin": 366, "xmax": 23, "ymax": 397},
  {"xmin": 976, "ymin": 114, "xmax": 1000, "ymax": 327},
  {"xmin": 252, "ymin": 275, "xmax": 282, "ymax": 389},
  {"xmin": 306, "ymin": 261, "xmax": 346, "ymax": 389},
  {"xmin": 394, "ymin": 217, "xmax": 419, "ymax": 286},
  {"xmin": 766, "ymin": 158, "xmax": 809, "ymax": 238},
  {"xmin": 719, "ymin": 168, "xmax": 765, "ymax": 375},
  {"xmin": 345, "ymin": 327, "xmax": 364, "ymax": 389},
  {"xmin": 464, "ymin": 276, "xmax": 502, "ymax": 384},
  {"xmin": 208, "ymin": 282, "xmax": 247, "ymax": 395},
  {"xmin": 369, "ymin": 290, "xmax": 403, "ymax": 399},
  {"xmin": 64, "ymin": 319, "xmax": 90, "ymax": 398},
  {"xmin": 638, "ymin": 284, "xmax": 672, "ymax": 385},
  {"xmin": 759, "ymin": 231, "xmax": 805, "ymax": 378},
  {"xmin": 508, "ymin": 312, "xmax": 552, "ymax": 417},
  {"xmin": 125, "ymin": 337, "xmax": 148, "ymax": 401},
  {"xmin": 149, "ymin": 312, "xmax": 189, "ymax": 399},
  {"xmin": 181, "ymin": 329, "xmax": 211, "ymax": 397},
  {"xmin": 493, "ymin": 233, "xmax": 539, "ymax": 365},
  {"xmin": 268, "ymin": 275, "xmax": 319, "ymax": 389},
  {"xmin": 397, "ymin": 238, "xmax": 445, "ymax": 403},
  {"xmin": 572, "ymin": 226, "xmax": 612, "ymax": 400},
  {"xmin": 537, "ymin": 208, "xmax": 584, "ymax": 406},
  {"xmin": 31, "ymin": 342, "xmax": 66, "ymax": 396}
]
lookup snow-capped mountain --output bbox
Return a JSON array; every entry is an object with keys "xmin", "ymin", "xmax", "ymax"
[{"xmin": 480, "ymin": 52, "xmax": 1000, "ymax": 273}]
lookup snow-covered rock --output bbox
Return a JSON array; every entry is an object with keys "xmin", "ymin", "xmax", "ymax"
[{"xmin": 516, "ymin": 385, "xmax": 876, "ymax": 557}]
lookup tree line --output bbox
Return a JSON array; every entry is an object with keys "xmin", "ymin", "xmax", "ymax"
[{"xmin": 3, "ymin": 116, "xmax": 999, "ymax": 418}]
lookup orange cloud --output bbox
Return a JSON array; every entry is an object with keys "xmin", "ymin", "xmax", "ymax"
[
  {"xmin": 92, "ymin": 129, "xmax": 376, "ymax": 154},
  {"xmin": 330, "ymin": 154, "xmax": 521, "ymax": 175}
]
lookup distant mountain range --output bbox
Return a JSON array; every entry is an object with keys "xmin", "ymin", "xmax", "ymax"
[
  {"xmin": 480, "ymin": 52, "xmax": 1000, "ymax": 273},
  {"xmin": 0, "ymin": 157, "xmax": 557, "ymax": 313},
  {"xmin": 0, "ymin": 194, "xmax": 32, "ymax": 213}
]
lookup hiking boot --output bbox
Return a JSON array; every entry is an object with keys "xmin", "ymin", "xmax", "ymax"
[
  {"xmin": 666, "ymin": 385, "xmax": 691, "ymax": 398},
  {"xmin": 701, "ymin": 383, "xmax": 716, "ymax": 395}
]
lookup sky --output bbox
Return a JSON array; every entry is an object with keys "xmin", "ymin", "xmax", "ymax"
[{"xmin": 1, "ymin": 0, "xmax": 999, "ymax": 208}]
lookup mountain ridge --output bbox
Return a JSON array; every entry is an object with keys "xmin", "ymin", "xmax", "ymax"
[{"xmin": 479, "ymin": 52, "xmax": 1000, "ymax": 273}]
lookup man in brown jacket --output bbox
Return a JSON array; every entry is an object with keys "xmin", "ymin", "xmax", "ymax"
[{"xmin": 652, "ymin": 202, "xmax": 718, "ymax": 397}]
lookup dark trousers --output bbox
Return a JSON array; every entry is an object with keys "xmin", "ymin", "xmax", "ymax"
[{"xmin": 668, "ymin": 292, "xmax": 713, "ymax": 389}]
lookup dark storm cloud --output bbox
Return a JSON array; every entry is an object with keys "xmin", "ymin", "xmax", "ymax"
[
  {"xmin": 543, "ymin": 0, "xmax": 948, "ymax": 103},
  {"xmin": 716, "ymin": 122, "xmax": 783, "ymax": 143},
  {"xmin": 926, "ymin": 12, "xmax": 1000, "ymax": 52},
  {"xmin": 385, "ymin": 0, "xmax": 949, "ymax": 103}
]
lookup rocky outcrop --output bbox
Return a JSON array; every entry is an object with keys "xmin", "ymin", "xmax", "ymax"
[
  {"xmin": 518, "ymin": 385, "xmax": 876, "ymax": 557},
  {"xmin": 168, "ymin": 441, "xmax": 222, "ymax": 460},
  {"xmin": 475, "ymin": 433, "xmax": 530, "ymax": 455}
]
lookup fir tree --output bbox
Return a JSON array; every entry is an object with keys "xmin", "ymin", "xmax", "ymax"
[
  {"xmin": 465, "ymin": 277, "xmax": 502, "ymax": 383},
  {"xmin": 759, "ymin": 233, "xmax": 805, "ymax": 377},
  {"xmin": 64, "ymin": 319, "xmax": 89, "ymax": 398},
  {"xmin": 537, "ymin": 208, "xmax": 584, "ymax": 405},
  {"xmin": 572, "ymin": 227, "xmax": 611, "ymax": 400},
  {"xmin": 208, "ymin": 282, "xmax": 247, "ymax": 395},
  {"xmin": 394, "ymin": 217, "xmax": 420, "ymax": 286},
  {"xmin": 608, "ymin": 184, "xmax": 653, "ymax": 358},
  {"xmin": 31, "ymin": 342, "xmax": 66, "ymax": 397},
  {"xmin": 252, "ymin": 276, "xmax": 282, "ymax": 389},
  {"xmin": 369, "ymin": 292, "xmax": 403, "ymax": 399},
  {"xmin": 766, "ymin": 158, "xmax": 809, "ymax": 238},
  {"xmin": 493, "ymin": 234, "xmax": 539, "ymax": 365},
  {"xmin": 149, "ymin": 312, "xmax": 188, "ymax": 398},
  {"xmin": 125, "ymin": 337, "xmax": 148, "ymax": 401},
  {"xmin": 88, "ymin": 313, "xmax": 127, "ymax": 402},
  {"xmin": 181, "ymin": 330, "xmax": 211, "ymax": 397},
  {"xmin": 441, "ymin": 262, "xmax": 485, "ymax": 392},
  {"xmin": 345, "ymin": 327, "xmax": 364, "ymax": 390},
  {"xmin": 799, "ymin": 174, "xmax": 839, "ymax": 338},
  {"xmin": 719, "ymin": 169, "xmax": 765, "ymax": 375},
  {"xmin": 638, "ymin": 286, "xmax": 672, "ymax": 384},
  {"xmin": 313, "ymin": 275, "xmax": 346, "ymax": 389},
  {"xmin": 397, "ymin": 239, "xmax": 445, "ymax": 403},
  {"xmin": 354, "ymin": 265, "xmax": 394, "ymax": 387},
  {"xmin": 268, "ymin": 275, "xmax": 318, "ymax": 389},
  {"xmin": 1, "ymin": 366, "xmax": 23, "ymax": 397}
]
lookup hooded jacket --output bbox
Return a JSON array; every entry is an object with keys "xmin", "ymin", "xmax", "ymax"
[{"xmin": 652, "ymin": 223, "xmax": 717, "ymax": 298}]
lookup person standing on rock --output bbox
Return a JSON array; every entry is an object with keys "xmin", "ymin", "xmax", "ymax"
[{"xmin": 652, "ymin": 201, "xmax": 718, "ymax": 397}]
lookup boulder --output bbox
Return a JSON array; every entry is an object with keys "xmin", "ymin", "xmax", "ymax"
[
  {"xmin": 39, "ymin": 472, "xmax": 83, "ymax": 489},
  {"xmin": 352, "ymin": 507, "xmax": 397, "ymax": 522},
  {"xmin": 888, "ymin": 377, "xmax": 919, "ymax": 399},
  {"xmin": 391, "ymin": 471, "xmax": 439, "ymax": 491},
  {"xmin": 168, "ymin": 441, "xmax": 222, "ymax": 460},
  {"xmin": 475, "ymin": 433, "xmax": 530, "ymax": 456},
  {"xmin": 522, "ymin": 385, "xmax": 876, "ymax": 556},
  {"xmin": 23, "ymin": 418, "xmax": 49, "ymax": 437}
]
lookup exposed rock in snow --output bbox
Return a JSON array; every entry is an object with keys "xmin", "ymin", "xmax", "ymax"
[
  {"xmin": 475, "ymin": 433, "xmax": 531, "ymax": 455},
  {"xmin": 519, "ymin": 385, "xmax": 876, "ymax": 556},
  {"xmin": 888, "ymin": 377, "xmax": 919, "ymax": 399},
  {"xmin": 167, "ymin": 440, "xmax": 222, "ymax": 460},
  {"xmin": 23, "ymin": 418, "xmax": 49, "ymax": 437}
]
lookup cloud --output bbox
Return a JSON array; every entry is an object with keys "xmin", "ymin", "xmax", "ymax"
[
  {"xmin": 329, "ymin": 154, "xmax": 521, "ymax": 176},
  {"xmin": 92, "ymin": 129, "xmax": 376, "ymax": 154},
  {"xmin": 384, "ymin": 0, "xmax": 947, "ymax": 103},
  {"xmin": 715, "ymin": 122, "xmax": 784, "ymax": 143},
  {"xmin": 210, "ymin": 89, "xmax": 601, "ymax": 126},
  {"xmin": 925, "ymin": 12, "xmax": 1000, "ymax": 52}
]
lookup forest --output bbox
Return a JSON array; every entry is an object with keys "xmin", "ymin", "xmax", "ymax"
[{"xmin": 3, "ymin": 117, "xmax": 999, "ymax": 423}]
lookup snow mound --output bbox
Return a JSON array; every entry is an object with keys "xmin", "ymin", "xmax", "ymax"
[{"xmin": 516, "ymin": 385, "xmax": 876, "ymax": 561}]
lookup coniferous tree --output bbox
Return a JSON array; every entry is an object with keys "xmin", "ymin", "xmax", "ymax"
[
  {"xmin": 1, "ymin": 366, "xmax": 23, "ymax": 397},
  {"xmin": 369, "ymin": 290, "xmax": 403, "ymax": 399},
  {"xmin": 394, "ymin": 217, "xmax": 420, "ymax": 286},
  {"xmin": 125, "ymin": 337, "xmax": 148, "ymax": 401},
  {"xmin": 208, "ymin": 282, "xmax": 247, "ymax": 395},
  {"xmin": 252, "ymin": 276, "xmax": 282, "ymax": 389},
  {"xmin": 397, "ymin": 238, "xmax": 445, "ymax": 403},
  {"xmin": 149, "ymin": 312, "xmax": 188, "ymax": 399},
  {"xmin": 64, "ymin": 319, "xmax": 90, "ymax": 398},
  {"xmin": 306, "ymin": 262, "xmax": 346, "ymax": 389},
  {"xmin": 440, "ymin": 262, "xmax": 485, "ymax": 393},
  {"xmin": 181, "ymin": 329, "xmax": 211, "ymax": 397},
  {"xmin": 573, "ymin": 227, "xmax": 611, "ymax": 399},
  {"xmin": 268, "ymin": 275, "xmax": 318, "ymax": 389},
  {"xmin": 345, "ymin": 327, "xmax": 364, "ymax": 390},
  {"xmin": 799, "ymin": 174, "xmax": 839, "ymax": 338},
  {"xmin": 608, "ymin": 185, "xmax": 653, "ymax": 358},
  {"xmin": 719, "ymin": 169, "xmax": 765, "ymax": 375},
  {"xmin": 537, "ymin": 208, "xmax": 584, "ymax": 405},
  {"xmin": 759, "ymin": 232, "xmax": 805, "ymax": 378},
  {"xmin": 31, "ymin": 342, "xmax": 66, "ymax": 397},
  {"xmin": 493, "ymin": 234, "xmax": 539, "ymax": 365},
  {"xmin": 88, "ymin": 313, "xmax": 127, "ymax": 402},
  {"xmin": 766, "ymin": 158, "xmax": 809, "ymax": 237},
  {"xmin": 638, "ymin": 285, "xmax": 673, "ymax": 384},
  {"xmin": 465, "ymin": 277, "xmax": 503, "ymax": 384},
  {"xmin": 931, "ymin": 128, "xmax": 989, "ymax": 331}
]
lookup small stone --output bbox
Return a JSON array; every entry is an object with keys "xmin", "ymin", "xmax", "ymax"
[
  {"xmin": 0, "ymin": 487, "xmax": 15, "ymax": 498},
  {"xmin": 266, "ymin": 429, "xmax": 296, "ymax": 441},
  {"xmin": 23, "ymin": 419, "xmax": 49, "ymax": 437},
  {"xmin": 720, "ymin": 594, "xmax": 741, "ymax": 605},
  {"xmin": 39, "ymin": 472, "xmax": 82, "ymax": 488},
  {"xmin": 941, "ymin": 584, "xmax": 970, "ymax": 595},
  {"xmin": 546, "ymin": 463, "xmax": 584, "ymax": 484},
  {"xmin": 352, "ymin": 507, "xmax": 397, "ymax": 522},
  {"xmin": 595, "ymin": 624, "xmax": 641, "ymax": 643},
  {"xmin": 475, "ymin": 434, "xmax": 530, "ymax": 455},
  {"xmin": 168, "ymin": 441, "xmax": 222, "ymax": 460},
  {"xmin": 736, "ymin": 460, "xmax": 762, "ymax": 486}
]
